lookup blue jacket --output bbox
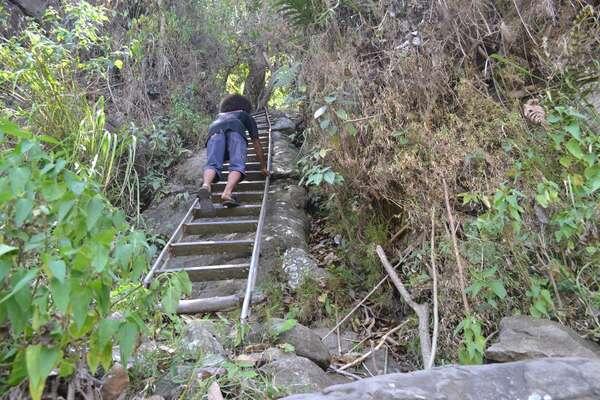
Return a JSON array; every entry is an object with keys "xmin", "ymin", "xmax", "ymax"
[{"xmin": 207, "ymin": 110, "xmax": 258, "ymax": 145}]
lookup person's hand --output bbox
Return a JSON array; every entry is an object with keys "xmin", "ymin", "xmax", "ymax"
[{"xmin": 261, "ymin": 167, "xmax": 270, "ymax": 177}]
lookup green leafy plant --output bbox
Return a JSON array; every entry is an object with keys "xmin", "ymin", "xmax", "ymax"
[
  {"xmin": 298, "ymin": 149, "xmax": 344, "ymax": 187},
  {"xmin": 454, "ymin": 316, "xmax": 486, "ymax": 365},
  {"xmin": 272, "ymin": 0, "xmax": 327, "ymax": 28},
  {"xmin": 0, "ymin": 124, "xmax": 187, "ymax": 399},
  {"xmin": 526, "ymin": 278, "xmax": 554, "ymax": 318},
  {"xmin": 465, "ymin": 267, "xmax": 507, "ymax": 309}
]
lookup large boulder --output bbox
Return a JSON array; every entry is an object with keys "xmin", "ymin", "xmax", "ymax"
[
  {"xmin": 282, "ymin": 357, "xmax": 600, "ymax": 400},
  {"xmin": 270, "ymin": 116, "xmax": 297, "ymax": 135},
  {"xmin": 486, "ymin": 316, "xmax": 600, "ymax": 362},
  {"xmin": 260, "ymin": 355, "xmax": 335, "ymax": 395},
  {"xmin": 183, "ymin": 320, "xmax": 226, "ymax": 358},
  {"xmin": 9, "ymin": 0, "xmax": 48, "ymax": 17},
  {"xmin": 271, "ymin": 131, "xmax": 300, "ymax": 179},
  {"xmin": 269, "ymin": 319, "xmax": 331, "ymax": 369}
]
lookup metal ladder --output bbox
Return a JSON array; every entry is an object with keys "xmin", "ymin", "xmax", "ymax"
[{"xmin": 142, "ymin": 109, "xmax": 272, "ymax": 321}]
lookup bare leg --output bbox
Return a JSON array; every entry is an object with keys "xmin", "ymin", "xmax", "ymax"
[
  {"xmin": 222, "ymin": 171, "xmax": 241, "ymax": 200},
  {"xmin": 203, "ymin": 168, "xmax": 217, "ymax": 191}
]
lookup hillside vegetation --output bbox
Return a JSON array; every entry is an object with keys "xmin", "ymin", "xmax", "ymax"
[{"xmin": 0, "ymin": 0, "xmax": 599, "ymax": 398}]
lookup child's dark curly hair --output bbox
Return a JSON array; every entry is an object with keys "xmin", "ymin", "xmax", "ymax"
[{"xmin": 219, "ymin": 94, "xmax": 252, "ymax": 113}]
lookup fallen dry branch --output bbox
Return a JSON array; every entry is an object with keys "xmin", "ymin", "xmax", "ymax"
[
  {"xmin": 376, "ymin": 246, "xmax": 431, "ymax": 367},
  {"xmin": 176, "ymin": 293, "xmax": 266, "ymax": 314},
  {"xmin": 338, "ymin": 321, "xmax": 408, "ymax": 371},
  {"xmin": 427, "ymin": 207, "xmax": 439, "ymax": 369},
  {"xmin": 322, "ymin": 244, "xmax": 416, "ymax": 341},
  {"xmin": 442, "ymin": 179, "xmax": 471, "ymax": 314}
]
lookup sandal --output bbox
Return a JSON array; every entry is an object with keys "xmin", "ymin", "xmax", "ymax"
[
  {"xmin": 197, "ymin": 185, "xmax": 216, "ymax": 216},
  {"xmin": 222, "ymin": 194, "xmax": 240, "ymax": 208}
]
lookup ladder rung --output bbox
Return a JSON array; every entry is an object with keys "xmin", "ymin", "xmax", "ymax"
[
  {"xmin": 223, "ymin": 170, "xmax": 263, "ymax": 179},
  {"xmin": 212, "ymin": 180, "xmax": 265, "ymax": 191},
  {"xmin": 223, "ymin": 161, "xmax": 261, "ymax": 170},
  {"xmin": 170, "ymin": 239, "xmax": 253, "ymax": 256},
  {"xmin": 161, "ymin": 263, "xmax": 250, "ymax": 281},
  {"xmin": 211, "ymin": 191, "xmax": 263, "ymax": 202},
  {"xmin": 193, "ymin": 204, "xmax": 261, "ymax": 218},
  {"xmin": 183, "ymin": 219, "xmax": 258, "ymax": 235}
]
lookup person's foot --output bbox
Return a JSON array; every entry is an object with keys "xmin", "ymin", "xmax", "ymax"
[
  {"xmin": 221, "ymin": 194, "xmax": 240, "ymax": 208},
  {"xmin": 197, "ymin": 184, "xmax": 216, "ymax": 216}
]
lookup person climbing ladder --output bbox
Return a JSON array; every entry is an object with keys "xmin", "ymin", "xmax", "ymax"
[{"xmin": 198, "ymin": 94, "xmax": 268, "ymax": 212}]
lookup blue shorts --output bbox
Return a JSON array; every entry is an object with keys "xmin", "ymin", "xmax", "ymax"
[{"xmin": 204, "ymin": 130, "xmax": 247, "ymax": 183}]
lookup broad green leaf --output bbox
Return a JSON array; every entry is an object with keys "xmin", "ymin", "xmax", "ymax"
[
  {"xmin": 57, "ymin": 200, "xmax": 75, "ymax": 222},
  {"xmin": 334, "ymin": 109, "xmax": 349, "ymax": 120},
  {"xmin": 0, "ymin": 244, "xmax": 17, "ymax": 257},
  {"xmin": 324, "ymin": 95, "xmax": 336, "ymax": 104},
  {"xmin": 271, "ymin": 318, "xmax": 297, "ymax": 336},
  {"xmin": 489, "ymin": 280, "xmax": 507, "ymax": 299},
  {"xmin": 85, "ymin": 197, "xmax": 104, "ymax": 231},
  {"xmin": 161, "ymin": 283, "xmax": 179, "ymax": 314},
  {"xmin": 26, "ymin": 345, "xmax": 60, "ymax": 400},
  {"xmin": 564, "ymin": 123, "xmax": 581, "ymax": 140},
  {"xmin": 14, "ymin": 198, "xmax": 34, "ymax": 227},
  {"xmin": 98, "ymin": 318, "xmax": 120, "ymax": 348},
  {"xmin": 313, "ymin": 105, "xmax": 328, "ymax": 119},
  {"xmin": 50, "ymin": 279, "xmax": 70, "ymax": 314},
  {"xmin": 0, "ymin": 269, "xmax": 38, "ymax": 305},
  {"xmin": 114, "ymin": 59, "xmax": 124, "ymax": 69},
  {"xmin": 9, "ymin": 167, "xmax": 31, "ymax": 195},
  {"xmin": 71, "ymin": 287, "xmax": 91, "ymax": 329},
  {"xmin": 48, "ymin": 259, "xmax": 66, "ymax": 283},
  {"xmin": 0, "ymin": 119, "xmax": 31, "ymax": 139},
  {"xmin": 91, "ymin": 244, "xmax": 109, "ymax": 272},
  {"xmin": 565, "ymin": 139, "xmax": 584, "ymax": 159},
  {"xmin": 0, "ymin": 259, "xmax": 10, "ymax": 281},
  {"xmin": 323, "ymin": 170, "xmax": 336, "ymax": 184},
  {"xmin": 64, "ymin": 172, "xmax": 86, "ymax": 195},
  {"xmin": 118, "ymin": 321, "xmax": 138, "ymax": 365}
]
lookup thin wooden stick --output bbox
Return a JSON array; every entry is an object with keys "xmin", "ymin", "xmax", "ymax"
[
  {"xmin": 327, "ymin": 366, "xmax": 362, "ymax": 380},
  {"xmin": 376, "ymin": 246, "xmax": 431, "ymax": 367},
  {"xmin": 322, "ymin": 245, "xmax": 415, "ymax": 340},
  {"xmin": 338, "ymin": 322, "xmax": 408, "ymax": 371},
  {"xmin": 176, "ymin": 293, "xmax": 265, "ymax": 314},
  {"xmin": 427, "ymin": 207, "xmax": 439, "ymax": 369},
  {"xmin": 442, "ymin": 179, "xmax": 471, "ymax": 314}
]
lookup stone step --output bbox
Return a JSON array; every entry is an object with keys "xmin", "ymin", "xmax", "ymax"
[
  {"xmin": 212, "ymin": 180, "xmax": 266, "ymax": 191},
  {"xmin": 161, "ymin": 263, "xmax": 250, "ymax": 281},
  {"xmin": 193, "ymin": 204, "xmax": 261, "ymax": 218},
  {"xmin": 169, "ymin": 239, "xmax": 254, "ymax": 257},
  {"xmin": 211, "ymin": 191, "xmax": 263, "ymax": 202},
  {"xmin": 222, "ymin": 170, "xmax": 263, "ymax": 180},
  {"xmin": 183, "ymin": 219, "xmax": 258, "ymax": 235},
  {"xmin": 223, "ymin": 161, "xmax": 262, "ymax": 170}
]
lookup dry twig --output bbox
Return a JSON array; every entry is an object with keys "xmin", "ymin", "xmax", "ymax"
[
  {"xmin": 442, "ymin": 179, "xmax": 471, "ymax": 314},
  {"xmin": 338, "ymin": 321, "xmax": 408, "ymax": 371},
  {"xmin": 427, "ymin": 207, "xmax": 439, "ymax": 369},
  {"xmin": 376, "ymin": 246, "xmax": 431, "ymax": 366}
]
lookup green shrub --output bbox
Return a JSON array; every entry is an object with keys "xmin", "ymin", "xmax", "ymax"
[{"xmin": 0, "ymin": 122, "xmax": 189, "ymax": 399}]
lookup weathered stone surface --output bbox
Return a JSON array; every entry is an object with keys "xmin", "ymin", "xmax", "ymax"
[
  {"xmin": 271, "ymin": 131, "xmax": 300, "ymax": 179},
  {"xmin": 283, "ymin": 357, "xmax": 600, "ymax": 400},
  {"xmin": 101, "ymin": 364, "xmax": 129, "ymax": 400},
  {"xmin": 9, "ymin": 0, "xmax": 48, "ymax": 17},
  {"xmin": 261, "ymin": 355, "xmax": 335, "ymax": 395},
  {"xmin": 486, "ymin": 316, "xmax": 600, "ymax": 362},
  {"xmin": 183, "ymin": 320, "xmax": 226, "ymax": 357},
  {"xmin": 269, "ymin": 319, "xmax": 331, "ymax": 369},
  {"xmin": 312, "ymin": 328, "xmax": 359, "ymax": 355},
  {"xmin": 282, "ymin": 247, "xmax": 326, "ymax": 289},
  {"xmin": 271, "ymin": 116, "xmax": 297, "ymax": 135}
]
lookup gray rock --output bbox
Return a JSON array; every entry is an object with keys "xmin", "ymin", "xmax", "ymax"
[
  {"xmin": 312, "ymin": 328, "xmax": 359, "ymax": 355},
  {"xmin": 282, "ymin": 357, "xmax": 600, "ymax": 400},
  {"xmin": 10, "ymin": 0, "xmax": 47, "ymax": 17},
  {"xmin": 362, "ymin": 348, "xmax": 403, "ymax": 375},
  {"xmin": 260, "ymin": 355, "xmax": 335, "ymax": 395},
  {"xmin": 183, "ymin": 320, "xmax": 226, "ymax": 357},
  {"xmin": 271, "ymin": 131, "xmax": 300, "ymax": 179},
  {"xmin": 486, "ymin": 316, "xmax": 600, "ymax": 362},
  {"xmin": 271, "ymin": 117, "xmax": 297, "ymax": 134},
  {"xmin": 142, "ymin": 191, "xmax": 194, "ymax": 237},
  {"xmin": 269, "ymin": 319, "xmax": 331, "ymax": 369},
  {"xmin": 282, "ymin": 247, "xmax": 326, "ymax": 289}
]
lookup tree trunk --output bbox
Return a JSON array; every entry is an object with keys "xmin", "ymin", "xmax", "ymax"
[{"xmin": 243, "ymin": 45, "xmax": 267, "ymax": 110}]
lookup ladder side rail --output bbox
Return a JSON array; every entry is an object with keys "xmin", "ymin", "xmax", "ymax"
[
  {"xmin": 142, "ymin": 198, "xmax": 199, "ymax": 287},
  {"xmin": 240, "ymin": 108, "xmax": 272, "ymax": 321}
]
